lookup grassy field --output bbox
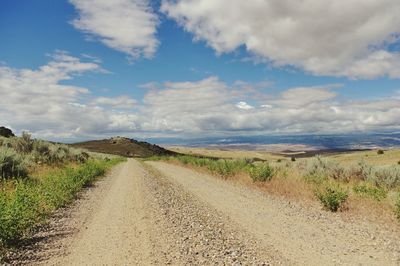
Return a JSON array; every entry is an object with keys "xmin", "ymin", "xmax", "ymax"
[
  {"xmin": 0, "ymin": 133, "xmax": 124, "ymax": 254},
  {"xmin": 146, "ymin": 148, "xmax": 400, "ymax": 224},
  {"xmin": 166, "ymin": 146, "xmax": 285, "ymax": 161}
]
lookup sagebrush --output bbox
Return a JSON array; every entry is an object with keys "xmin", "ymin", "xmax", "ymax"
[{"xmin": 0, "ymin": 147, "xmax": 28, "ymax": 179}]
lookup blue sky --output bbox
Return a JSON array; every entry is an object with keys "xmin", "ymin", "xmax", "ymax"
[{"xmin": 1, "ymin": 0, "xmax": 400, "ymax": 140}]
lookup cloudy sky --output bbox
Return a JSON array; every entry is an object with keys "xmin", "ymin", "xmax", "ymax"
[{"xmin": 1, "ymin": 0, "xmax": 400, "ymax": 141}]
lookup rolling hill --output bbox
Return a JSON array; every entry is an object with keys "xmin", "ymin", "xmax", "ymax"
[{"xmin": 71, "ymin": 137, "xmax": 176, "ymax": 157}]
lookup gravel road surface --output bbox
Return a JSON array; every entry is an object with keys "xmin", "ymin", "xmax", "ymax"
[{"xmin": 5, "ymin": 159, "xmax": 400, "ymax": 265}]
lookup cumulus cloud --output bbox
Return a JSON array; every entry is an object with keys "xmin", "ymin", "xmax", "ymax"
[
  {"xmin": 91, "ymin": 95, "xmax": 137, "ymax": 109},
  {"xmin": 236, "ymin": 102, "xmax": 254, "ymax": 110},
  {"xmin": 138, "ymin": 77, "xmax": 400, "ymax": 135},
  {"xmin": 140, "ymin": 76, "xmax": 236, "ymax": 133},
  {"xmin": 0, "ymin": 52, "xmax": 139, "ymax": 138},
  {"xmin": 161, "ymin": 0, "xmax": 400, "ymax": 79},
  {"xmin": 70, "ymin": 0, "xmax": 159, "ymax": 60},
  {"xmin": 1, "ymin": 59, "xmax": 399, "ymax": 139},
  {"xmin": 272, "ymin": 86, "xmax": 339, "ymax": 108}
]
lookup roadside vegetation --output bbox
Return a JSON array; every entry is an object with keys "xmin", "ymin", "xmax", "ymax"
[
  {"xmin": 146, "ymin": 153, "xmax": 400, "ymax": 220},
  {"xmin": 0, "ymin": 132, "xmax": 124, "ymax": 252}
]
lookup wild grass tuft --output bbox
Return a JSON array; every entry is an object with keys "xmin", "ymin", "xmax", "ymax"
[{"xmin": 352, "ymin": 184, "xmax": 387, "ymax": 201}]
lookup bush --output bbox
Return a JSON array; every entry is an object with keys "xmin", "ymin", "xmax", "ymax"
[
  {"xmin": 353, "ymin": 184, "xmax": 387, "ymax": 201},
  {"xmin": 291, "ymin": 157, "xmax": 296, "ymax": 162},
  {"xmin": 304, "ymin": 156, "xmax": 329, "ymax": 183},
  {"xmin": 304, "ymin": 156, "xmax": 348, "ymax": 183},
  {"xmin": 347, "ymin": 160, "xmax": 373, "ymax": 181},
  {"xmin": 173, "ymin": 155, "xmax": 251, "ymax": 177},
  {"xmin": 0, "ymin": 147, "xmax": 28, "ymax": 179},
  {"xmin": 373, "ymin": 166, "xmax": 400, "ymax": 189},
  {"xmin": 40, "ymin": 160, "xmax": 107, "ymax": 209},
  {"xmin": 31, "ymin": 140, "xmax": 51, "ymax": 163},
  {"xmin": 249, "ymin": 163, "xmax": 275, "ymax": 182},
  {"xmin": 315, "ymin": 183, "xmax": 348, "ymax": 212},
  {"xmin": 11, "ymin": 132, "xmax": 33, "ymax": 154},
  {"xmin": 0, "ymin": 158, "xmax": 123, "ymax": 245},
  {"xmin": 377, "ymin": 149, "xmax": 384, "ymax": 155},
  {"xmin": 0, "ymin": 181, "xmax": 42, "ymax": 243}
]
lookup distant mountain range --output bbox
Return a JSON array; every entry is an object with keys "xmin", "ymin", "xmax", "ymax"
[{"xmin": 147, "ymin": 132, "xmax": 400, "ymax": 151}]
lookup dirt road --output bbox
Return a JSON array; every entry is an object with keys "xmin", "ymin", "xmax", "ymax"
[
  {"xmin": 148, "ymin": 161, "xmax": 400, "ymax": 265},
  {"xmin": 8, "ymin": 159, "xmax": 400, "ymax": 265}
]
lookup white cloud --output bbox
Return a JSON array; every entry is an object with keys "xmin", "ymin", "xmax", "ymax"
[
  {"xmin": 272, "ymin": 86, "xmax": 339, "ymax": 108},
  {"xmin": 161, "ymin": 0, "xmax": 400, "ymax": 79},
  {"xmin": 236, "ymin": 101, "xmax": 254, "ymax": 110},
  {"xmin": 140, "ymin": 76, "xmax": 235, "ymax": 133},
  {"xmin": 1, "ymin": 60, "xmax": 399, "ymax": 139},
  {"xmin": 138, "ymin": 77, "xmax": 400, "ymax": 135},
  {"xmin": 0, "ymin": 52, "xmax": 139, "ymax": 138},
  {"xmin": 70, "ymin": 0, "xmax": 159, "ymax": 60},
  {"xmin": 91, "ymin": 95, "xmax": 137, "ymax": 109}
]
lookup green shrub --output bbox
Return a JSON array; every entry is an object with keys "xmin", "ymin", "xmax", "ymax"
[
  {"xmin": 173, "ymin": 155, "xmax": 251, "ymax": 177},
  {"xmin": 2, "ymin": 136, "xmax": 89, "ymax": 166},
  {"xmin": 372, "ymin": 166, "xmax": 400, "ymax": 189},
  {"xmin": 11, "ymin": 132, "xmax": 33, "ymax": 154},
  {"xmin": 0, "ymin": 147, "xmax": 28, "ymax": 179},
  {"xmin": 315, "ymin": 183, "xmax": 348, "ymax": 212},
  {"xmin": 0, "ymin": 181, "xmax": 42, "ymax": 244},
  {"xmin": 0, "ymin": 158, "xmax": 123, "ymax": 246},
  {"xmin": 41, "ymin": 160, "xmax": 107, "ymax": 209},
  {"xmin": 249, "ymin": 163, "xmax": 275, "ymax": 182},
  {"xmin": 377, "ymin": 149, "xmax": 384, "ymax": 155},
  {"xmin": 31, "ymin": 140, "xmax": 51, "ymax": 163},
  {"xmin": 291, "ymin": 157, "xmax": 296, "ymax": 162},
  {"xmin": 178, "ymin": 155, "xmax": 191, "ymax": 165},
  {"xmin": 69, "ymin": 149, "xmax": 89, "ymax": 164},
  {"xmin": 353, "ymin": 184, "xmax": 387, "ymax": 201},
  {"xmin": 347, "ymin": 160, "xmax": 373, "ymax": 181},
  {"xmin": 304, "ymin": 156, "xmax": 348, "ymax": 183},
  {"xmin": 304, "ymin": 156, "xmax": 329, "ymax": 183}
]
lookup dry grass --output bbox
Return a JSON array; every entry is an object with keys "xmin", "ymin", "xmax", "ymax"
[
  {"xmin": 345, "ymin": 195, "xmax": 398, "ymax": 225},
  {"xmin": 328, "ymin": 149, "xmax": 400, "ymax": 166},
  {"xmin": 166, "ymin": 146, "xmax": 285, "ymax": 161}
]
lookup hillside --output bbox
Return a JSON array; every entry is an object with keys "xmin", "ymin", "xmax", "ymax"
[{"xmin": 71, "ymin": 137, "xmax": 176, "ymax": 157}]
